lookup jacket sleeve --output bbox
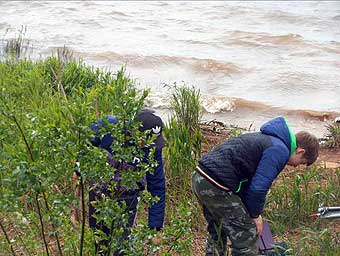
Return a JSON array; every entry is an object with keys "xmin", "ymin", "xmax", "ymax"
[
  {"xmin": 240, "ymin": 145, "xmax": 289, "ymax": 218},
  {"xmin": 146, "ymin": 149, "xmax": 166, "ymax": 230}
]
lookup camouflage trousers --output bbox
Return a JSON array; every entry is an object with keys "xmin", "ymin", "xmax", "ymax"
[{"xmin": 192, "ymin": 171, "xmax": 258, "ymax": 256}]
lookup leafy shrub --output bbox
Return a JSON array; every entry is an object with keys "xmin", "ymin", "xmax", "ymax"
[{"xmin": 0, "ymin": 56, "xmax": 192, "ymax": 255}]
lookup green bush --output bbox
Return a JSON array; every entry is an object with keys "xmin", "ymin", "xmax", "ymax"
[{"xmin": 0, "ymin": 55, "xmax": 192, "ymax": 255}]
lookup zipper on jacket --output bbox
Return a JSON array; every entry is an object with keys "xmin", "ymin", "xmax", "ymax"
[{"xmin": 235, "ymin": 179, "xmax": 248, "ymax": 193}]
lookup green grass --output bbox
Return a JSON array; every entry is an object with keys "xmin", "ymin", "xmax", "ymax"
[
  {"xmin": 162, "ymin": 84, "xmax": 203, "ymax": 240},
  {"xmin": 163, "ymin": 84, "xmax": 202, "ymax": 194},
  {"xmin": 265, "ymin": 165, "xmax": 340, "ymax": 254},
  {"xmin": 166, "ymin": 83, "xmax": 202, "ymax": 131}
]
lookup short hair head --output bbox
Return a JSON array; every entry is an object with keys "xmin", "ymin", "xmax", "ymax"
[{"xmin": 295, "ymin": 131, "xmax": 319, "ymax": 166}]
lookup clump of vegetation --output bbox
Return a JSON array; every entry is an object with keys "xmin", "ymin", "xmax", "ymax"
[
  {"xmin": 265, "ymin": 165, "xmax": 340, "ymax": 254},
  {"xmin": 325, "ymin": 120, "xmax": 340, "ymax": 147},
  {"xmin": 1, "ymin": 26, "xmax": 32, "ymax": 60},
  {"xmin": 162, "ymin": 84, "xmax": 204, "ymax": 249},
  {"xmin": 295, "ymin": 227, "xmax": 340, "ymax": 255},
  {"xmin": 163, "ymin": 84, "xmax": 202, "ymax": 196},
  {"xmin": 166, "ymin": 83, "xmax": 202, "ymax": 131},
  {"xmin": 0, "ymin": 46, "xmax": 192, "ymax": 255}
]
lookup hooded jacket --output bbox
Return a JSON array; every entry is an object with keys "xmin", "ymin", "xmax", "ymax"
[
  {"xmin": 198, "ymin": 117, "xmax": 296, "ymax": 218},
  {"xmin": 90, "ymin": 110, "xmax": 165, "ymax": 230}
]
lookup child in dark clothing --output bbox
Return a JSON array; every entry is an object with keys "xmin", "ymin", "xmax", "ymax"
[
  {"xmin": 192, "ymin": 117, "xmax": 319, "ymax": 256},
  {"xmin": 88, "ymin": 108, "xmax": 166, "ymax": 255}
]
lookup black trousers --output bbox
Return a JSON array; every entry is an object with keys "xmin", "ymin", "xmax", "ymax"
[{"xmin": 89, "ymin": 186, "xmax": 139, "ymax": 255}]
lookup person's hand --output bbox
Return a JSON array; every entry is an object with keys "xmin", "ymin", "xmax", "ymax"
[
  {"xmin": 252, "ymin": 215, "xmax": 263, "ymax": 235},
  {"xmin": 151, "ymin": 231, "xmax": 163, "ymax": 245},
  {"xmin": 72, "ymin": 171, "xmax": 80, "ymax": 186}
]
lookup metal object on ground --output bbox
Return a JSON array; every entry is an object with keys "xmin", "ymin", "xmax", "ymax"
[{"xmin": 310, "ymin": 206, "xmax": 340, "ymax": 219}]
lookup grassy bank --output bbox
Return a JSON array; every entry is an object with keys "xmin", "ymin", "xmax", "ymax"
[{"xmin": 1, "ymin": 44, "xmax": 340, "ymax": 255}]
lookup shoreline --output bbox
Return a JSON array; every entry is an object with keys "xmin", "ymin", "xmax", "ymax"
[{"xmin": 155, "ymin": 108, "xmax": 337, "ymax": 139}]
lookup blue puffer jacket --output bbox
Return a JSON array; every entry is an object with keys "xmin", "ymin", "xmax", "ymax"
[
  {"xmin": 90, "ymin": 114, "xmax": 165, "ymax": 230},
  {"xmin": 198, "ymin": 117, "xmax": 296, "ymax": 218}
]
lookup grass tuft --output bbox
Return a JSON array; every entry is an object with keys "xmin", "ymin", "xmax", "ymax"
[
  {"xmin": 1, "ymin": 26, "xmax": 32, "ymax": 60},
  {"xmin": 325, "ymin": 120, "xmax": 340, "ymax": 147}
]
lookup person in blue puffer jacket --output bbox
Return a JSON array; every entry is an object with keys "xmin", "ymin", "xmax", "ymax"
[
  {"xmin": 88, "ymin": 108, "xmax": 166, "ymax": 255},
  {"xmin": 192, "ymin": 117, "xmax": 319, "ymax": 256}
]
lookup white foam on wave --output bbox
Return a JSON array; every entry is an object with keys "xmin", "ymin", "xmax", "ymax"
[
  {"xmin": 201, "ymin": 96, "xmax": 235, "ymax": 113},
  {"xmin": 144, "ymin": 92, "xmax": 171, "ymax": 109},
  {"xmin": 145, "ymin": 93, "xmax": 236, "ymax": 114}
]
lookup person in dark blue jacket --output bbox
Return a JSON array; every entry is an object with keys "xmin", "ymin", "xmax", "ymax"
[
  {"xmin": 192, "ymin": 117, "xmax": 319, "ymax": 256},
  {"xmin": 88, "ymin": 108, "xmax": 166, "ymax": 255}
]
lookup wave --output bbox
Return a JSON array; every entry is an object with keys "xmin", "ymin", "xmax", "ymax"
[
  {"xmin": 144, "ymin": 92, "xmax": 171, "ymax": 109},
  {"xmin": 228, "ymin": 30, "xmax": 340, "ymax": 58},
  {"xmin": 201, "ymin": 96, "xmax": 236, "ymax": 113},
  {"xmin": 78, "ymin": 19, "xmax": 104, "ymax": 29},
  {"xmin": 177, "ymin": 39, "xmax": 214, "ymax": 46},
  {"xmin": 83, "ymin": 51, "xmax": 242, "ymax": 75},
  {"xmin": 323, "ymin": 41, "xmax": 340, "ymax": 55},
  {"xmin": 146, "ymin": 93, "xmax": 339, "ymax": 122},
  {"xmin": 108, "ymin": 11, "xmax": 130, "ymax": 17},
  {"xmin": 264, "ymin": 10, "xmax": 310, "ymax": 25},
  {"xmin": 158, "ymin": 2, "xmax": 169, "ymax": 7},
  {"xmin": 229, "ymin": 30, "xmax": 306, "ymax": 47},
  {"xmin": 206, "ymin": 97, "xmax": 339, "ymax": 121},
  {"xmin": 257, "ymin": 33, "xmax": 304, "ymax": 45}
]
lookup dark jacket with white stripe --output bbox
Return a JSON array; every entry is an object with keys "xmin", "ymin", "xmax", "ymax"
[
  {"xmin": 90, "ymin": 110, "xmax": 165, "ymax": 230},
  {"xmin": 198, "ymin": 117, "xmax": 296, "ymax": 218}
]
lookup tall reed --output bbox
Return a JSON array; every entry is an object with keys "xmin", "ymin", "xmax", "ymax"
[
  {"xmin": 163, "ymin": 84, "xmax": 203, "ymax": 197},
  {"xmin": 162, "ymin": 84, "xmax": 204, "ymax": 241},
  {"xmin": 1, "ymin": 26, "xmax": 31, "ymax": 60}
]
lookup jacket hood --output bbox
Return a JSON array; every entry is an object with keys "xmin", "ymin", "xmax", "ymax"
[
  {"xmin": 260, "ymin": 117, "xmax": 296, "ymax": 155},
  {"xmin": 90, "ymin": 115, "xmax": 118, "ymax": 152}
]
